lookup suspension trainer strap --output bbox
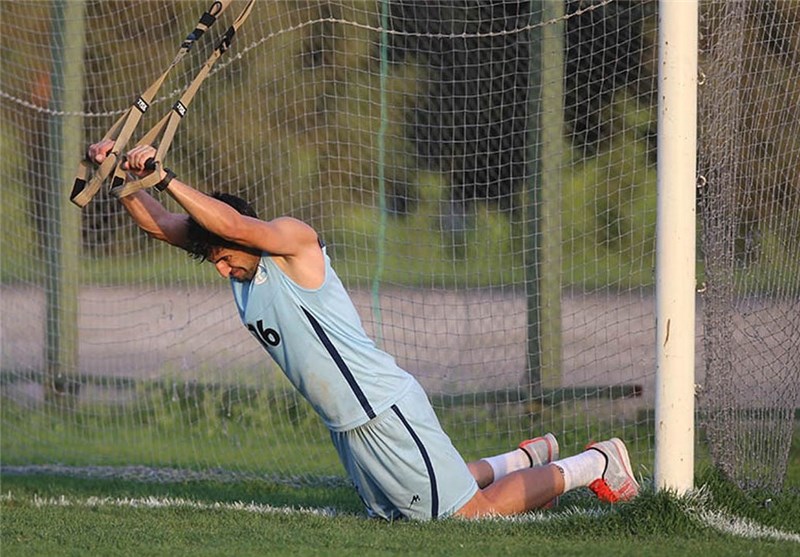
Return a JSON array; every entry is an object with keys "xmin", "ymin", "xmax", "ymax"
[
  {"xmin": 70, "ymin": 0, "xmax": 234, "ymax": 207},
  {"xmin": 111, "ymin": 0, "xmax": 256, "ymax": 199}
]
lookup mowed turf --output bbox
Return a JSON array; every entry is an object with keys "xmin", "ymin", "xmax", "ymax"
[{"xmin": 2, "ymin": 472, "xmax": 798, "ymax": 557}]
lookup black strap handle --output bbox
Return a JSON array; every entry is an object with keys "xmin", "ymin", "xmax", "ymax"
[
  {"xmin": 110, "ymin": 0, "xmax": 256, "ymax": 199},
  {"xmin": 70, "ymin": 0, "xmax": 234, "ymax": 207}
]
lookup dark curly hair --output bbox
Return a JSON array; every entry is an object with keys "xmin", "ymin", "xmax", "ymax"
[{"xmin": 184, "ymin": 192, "xmax": 260, "ymax": 261}]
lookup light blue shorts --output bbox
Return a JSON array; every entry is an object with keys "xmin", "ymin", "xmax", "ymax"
[{"xmin": 330, "ymin": 380, "xmax": 478, "ymax": 521}]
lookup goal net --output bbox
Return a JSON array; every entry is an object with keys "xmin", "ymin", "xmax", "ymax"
[
  {"xmin": 698, "ymin": 0, "xmax": 800, "ymax": 493},
  {"xmin": 1, "ymin": 0, "xmax": 795, "ymax": 493}
]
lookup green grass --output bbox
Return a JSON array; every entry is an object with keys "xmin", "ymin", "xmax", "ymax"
[
  {"xmin": 2, "ymin": 388, "xmax": 799, "ymax": 556},
  {"xmin": 3, "ymin": 394, "xmax": 799, "ymax": 556},
  {"xmin": 2, "ymin": 470, "xmax": 798, "ymax": 556},
  {"xmin": 0, "ymin": 392, "xmax": 657, "ymax": 478}
]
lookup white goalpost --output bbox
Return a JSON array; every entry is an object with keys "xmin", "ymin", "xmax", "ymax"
[{"xmin": 654, "ymin": 0, "xmax": 698, "ymax": 495}]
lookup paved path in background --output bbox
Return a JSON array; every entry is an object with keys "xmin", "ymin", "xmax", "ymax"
[{"xmin": 2, "ymin": 285, "xmax": 797, "ymax": 406}]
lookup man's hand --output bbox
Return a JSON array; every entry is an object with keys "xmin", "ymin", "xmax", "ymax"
[
  {"xmin": 87, "ymin": 138, "xmax": 115, "ymax": 165},
  {"xmin": 123, "ymin": 145, "xmax": 164, "ymax": 181},
  {"xmin": 87, "ymin": 140, "xmax": 165, "ymax": 182}
]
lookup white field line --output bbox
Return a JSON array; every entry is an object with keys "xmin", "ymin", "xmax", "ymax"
[
  {"xmin": 682, "ymin": 488, "xmax": 800, "ymax": 544},
  {"xmin": 493, "ymin": 503, "xmax": 800, "ymax": 544},
  {"xmin": 694, "ymin": 507, "xmax": 800, "ymax": 543},
  {"xmin": 3, "ymin": 491, "xmax": 798, "ymax": 543},
  {"xmin": 1, "ymin": 493, "xmax": 343, "ymax": 518}
]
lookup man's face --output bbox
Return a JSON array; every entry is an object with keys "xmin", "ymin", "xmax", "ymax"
[{"xmin": 208, "ymin": 246, "xmax": 260, "ymax": 282}]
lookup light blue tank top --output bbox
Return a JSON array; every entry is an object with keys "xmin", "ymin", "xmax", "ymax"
[{"xmin": 231, "ymin": 247, "xmax": 414, "ymax": 432}]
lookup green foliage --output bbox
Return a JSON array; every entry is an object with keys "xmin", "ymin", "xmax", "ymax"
[
  {"xmin": 0, "ymin": 123, "xmax": 34, "ymax": 283},
  {"xmin": 2, "ymin": 0, "xmax": 798, "ymax": 296},
  {"xmin": 562, "ymin": 91, "xmax": 658, "ymax": 289},
  {"xmin": 0, "ymin": 0, "xmax": 663, "ymax": 290}
]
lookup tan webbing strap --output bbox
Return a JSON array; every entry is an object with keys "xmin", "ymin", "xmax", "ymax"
[
  {"xmin": 111, "ymin": 0, "xmax": 256, "ymax": 199},
  {"xmin": 70, "ymin": 0, "xmax": 234, "ymax": 207}
]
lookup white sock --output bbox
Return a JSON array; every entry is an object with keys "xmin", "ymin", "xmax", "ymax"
[
  {"xmin": 553, "ymin": 450, "xmax": 606, "ymax": 492},
  {"xmin": 482, "ymin": 448, "xmax": 531, "ymax": 481}
]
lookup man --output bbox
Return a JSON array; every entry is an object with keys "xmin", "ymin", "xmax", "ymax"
[{"xmin": 87, "ymin": 140, "xmax": 640, "ymax": 520}]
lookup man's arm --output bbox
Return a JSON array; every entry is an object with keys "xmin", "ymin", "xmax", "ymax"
[
  {"xmin": 88, "ymin": 140, "xmax": 189, "ymax": 249},
  {"xmin": 118, "ymin": 191, "xmax": 189, "ymax": 248},
  {"xmin": 123, "ymin": 144, "xmax": 319, "ymax": 259},
  {"xmin": 166, "ymin": 177, "xmax": 317, "ymax": 257},
  {"xmin": 89, "ymin": 141, "xmax": 324, "ymax": 286}
]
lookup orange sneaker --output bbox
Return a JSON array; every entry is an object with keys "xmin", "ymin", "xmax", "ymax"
[
  {"xmin": 585, "ymin": 438, "xmax": 640, "ymax": 503},
  {"xmin": 518, "ymin": 432, "xmax": 559, "ymax": 467}
]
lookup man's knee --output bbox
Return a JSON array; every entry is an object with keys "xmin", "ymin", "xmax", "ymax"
[{"xmin": 452, "ymin": 489, "xmax": 493, "ymax": 519}]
